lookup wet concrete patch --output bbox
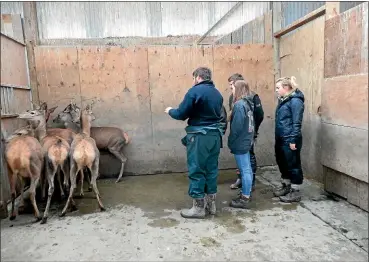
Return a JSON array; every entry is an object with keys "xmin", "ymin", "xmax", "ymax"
[{"xmin": 148, "ymin": 218, "xmax": 179, "ymax": 228}]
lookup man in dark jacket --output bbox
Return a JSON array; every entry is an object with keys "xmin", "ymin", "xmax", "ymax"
[
  {"xmin": 274, "ymin": 77, "xmax": 304, "ymax": 203},
  {"xmin": 165, "ymin": 67, "xmax": 226, "ymax": 219},
  {"xmin": 228, "ymin": 74, "xmax": 264, "ymax": 191}
]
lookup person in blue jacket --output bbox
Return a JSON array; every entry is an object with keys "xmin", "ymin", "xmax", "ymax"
[
  {"xmin": 165, "ymin": 67, "xmax": 227, "ymax": 218},
  {"xmin": 227, "ymin": 73, "xmax": 264, "ymax": 192},
  {"xmin": 273, "ymin": 76, "xmax": 305, "ymax": 203},
  {"xmin": 228, "ymin": 80, "xmax": 255, "ymax": 209}
]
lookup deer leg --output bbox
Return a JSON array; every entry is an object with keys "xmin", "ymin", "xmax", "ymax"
[
  {"xmin": 29, "ymin": 176, "xmax": 42, "ymax": 221},
  {"xmin": 84, "ymin": 168, "xmax": 92, "ymax": 192},
  {"xmin": 41, "ymin": 167, "xmax": 56, "ymax": 224},
  {"xmin": 60, "ymin": 163, "xmax": 78, "ymax": 217},
  {"xmin": 56, "ymin": 168, "xmax": 65, "ymax": 199},
  {"xmin": 90, "ymin": 157, "xmax": 105, "ymax": 211},
  {"xmin": 79, "ymin": 169, "xmax": 85, "ymax": 197},
  {"xmin": 41, "ymin": 172, "xmax": 48, "ymax": 202},
  {"xmin": 18, "ymin": 177, "xmax": 25, "ymax": 214},
  {"xmin": 8, "ymin": 169, "xmax": 18, "ymax": 221},
  {"xmin": 108, "ymin": 149, "xmax": 127, "ymax": 184},
  {"xmin": 61, "ymin": 160, "xmax": 70, "ymax": 193}
]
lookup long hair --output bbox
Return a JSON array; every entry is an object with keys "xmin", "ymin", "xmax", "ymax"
[{"xmin": 233, "ymin": 80, "xmax": 251, "ymax": 103}]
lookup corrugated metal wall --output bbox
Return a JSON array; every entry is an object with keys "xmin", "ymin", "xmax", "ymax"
[
  {"xmin": 1, "ymin": 1, "xmax": 269, "ymax": 39},
  {"xmin": 340, "ymin": 1, "xmax": 364, "ymax": 13},
  {"xmin": 281, "ymin": 1, "xmax": 325, "ymax": 28}
]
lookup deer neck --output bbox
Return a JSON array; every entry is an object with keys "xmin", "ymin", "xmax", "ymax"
[
  {"xmin": 80, "ymin": 113, "xmax": 91, "ymax": 136},
  {"xmin": 35, "ymin": 117, "xmax": 47, "ymax": 141},
  {"xmin": 65, "ymin": 121, "xmax": 81, "ymax": 133}
]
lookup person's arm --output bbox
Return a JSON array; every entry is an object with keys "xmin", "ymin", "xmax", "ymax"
[
  {"xmin": 253, "ymin": 95, "xmax": 264, "ymax": 136},
  {"xmin": 229, "ymin": 103, "xmax": 246, "ymax": 140},
  {"xmin": 290, "ymin": 98, "xmax": 304, "ymax": 143},
  {"xmin": 168, "ymin": 91, "xmax": 195, "ymax": 121}
]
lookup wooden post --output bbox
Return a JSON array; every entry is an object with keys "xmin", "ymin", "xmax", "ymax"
[
  {"xmin": 272, "ymin": 2, "xmax": 282, "ymax": 81},
  {"xmin": 23, "ymin": 1, "xmax": 40, "ymax": 105},
  {"xmin": 0, "ymin": 131, "xmax": 10, "ymax": 219},
  {"xmin": 325, "ymin": 2, "xmax": 340, "ymax": 20}
]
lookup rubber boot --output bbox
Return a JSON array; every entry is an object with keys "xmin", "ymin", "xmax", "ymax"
[
  {"xmin": 273, "ymin": 183, "xmax": 291, "ymax": 197},
  {"xmin": 205, "ymin": 194, "xmax": 216, "ymax": 215},
  {"xmin": 180, "ymin": 198, "xmax": 205, "ymax": 219}
]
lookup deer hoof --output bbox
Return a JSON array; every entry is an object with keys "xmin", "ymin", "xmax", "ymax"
[
  {"xmin": 100, "ymin": 207, "xmax": 106, "ymax": 212},
  {"xmin": 40, "ymin": 217, "xmax": 48, "ymax": 224},
  {"xmin": 9, "ymin": 215, "xmax": 16, "ymax": 221},
  {"xmin": 59, "ymin": 212, "xmax": 66, "ymax": 217},
  {"xmin": 115, "ymin": 179, "xmax": 121, "ymax": 184},
  {"xmin": 79, "ymin": 192, "xmax": 84, "ymax": 198},
  {"xmin": 88, "ymin": 187, "xmax": 92, "ymax": 192},
  {"xmin": 60, "ymin": 194, "xmax": 65, "ymax": 200},
  {"xmin": 35, "ymin": 216, "xmax": 42, "ymax": 222},
  {"xmin": 70, "ymin": 205, "xmax": 78, "ymax": 212}
]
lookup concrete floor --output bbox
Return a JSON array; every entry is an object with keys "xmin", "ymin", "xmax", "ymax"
[{"xmin": 1, "ymin": 166, "xmax": 368, "ymax": 261}]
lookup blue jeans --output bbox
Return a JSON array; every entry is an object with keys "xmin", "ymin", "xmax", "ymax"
[{"xmin": 234, "ymin": 152, "xmax": 253, "ymax": 196}]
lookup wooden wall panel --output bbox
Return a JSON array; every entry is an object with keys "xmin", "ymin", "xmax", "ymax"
[
  {"xmin": 324, "ymin": 4, "xmax": 365, "ymax": 78},
  {"xmin": 0, "ymin": 35, "xmax": 28, "ymax": 87},
  {"xmin": 78, "ymin": 46, "xmax": 153, "ymax": 175},
  {"xmin": 322, "ymin": 74, "xmax": 368, "ymax": 130},
  {"xmin": 213, "ymin": 44, "xmax": 275, "ymax": 168},
  {"xmin": 148, "ymin": 46, "xmax": 214, "ymax": 173},
  {"xmin": 35, "ymin": 47, "xmax": 81, "ymax": 120}
]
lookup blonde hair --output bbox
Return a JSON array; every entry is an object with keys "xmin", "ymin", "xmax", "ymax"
[
  {"xmin": 276, "ymin": 76, "xmax": 298, "ymax": 90},
  {"xmin": 233, "ymin": 80, "xmax": 251, "ymax": 103}
]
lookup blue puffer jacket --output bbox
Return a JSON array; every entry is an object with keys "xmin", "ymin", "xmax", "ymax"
[{"xmin": 275, "ymin": 88, "xmax": 305, "ymax": 143}]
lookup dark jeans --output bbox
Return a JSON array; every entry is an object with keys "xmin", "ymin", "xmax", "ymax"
[
  {"xmin": 237, "ymin": 144, "xmax": 257, "ymax": 186},
  {"xmin": 274, "ymin": 137, "xmax": 303, "ymax": 185},
  {"xmin": 185, "ymin": 131, "xmax": 221, "ymax": 199}
]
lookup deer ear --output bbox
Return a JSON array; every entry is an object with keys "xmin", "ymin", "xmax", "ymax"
[
  {"xmin": 63, "ymin": 104, "xmax": 71, "ymax": 113},
  {"xmin": 48, "ymin": 106, "xmax": 58, "ymax": 113},
  {"xmin": 40, "ymin": 102, "xmax": 47, "ymax": 111}
]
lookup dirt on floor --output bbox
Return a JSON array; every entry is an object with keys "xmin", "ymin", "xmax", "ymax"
[{"xmin": 1, "ymin": 167, "xmax": 368, "ymax": 261}]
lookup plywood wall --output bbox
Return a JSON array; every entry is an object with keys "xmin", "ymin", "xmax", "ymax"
[
  {"xmin": 34, "ymin": 44, "xmax": 274, "ymax": 175},
  {"xmin": 322, "ymin": 3, "xmax": 368, "ymax": 211}
]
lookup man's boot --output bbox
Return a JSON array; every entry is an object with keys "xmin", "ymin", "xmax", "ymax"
[
  {"xmin": 229, "ymin": 194, "xmax": 251, "ymax": 209},
  {"xmin": 279, "ymin": 188, "xmax": 302, "ymax": 203},
  {"xmin": 180, "ymin": 198, "xmax": 205, "ymax": 219},
  {"xmin": 273, "ymin": 183, "xmax": 291, "ymax": 197},
  {"xmin": 205, "ymin": 194, "xmax": 216, "ymax": 215}
]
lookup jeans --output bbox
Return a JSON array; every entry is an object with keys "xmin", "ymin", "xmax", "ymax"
[
  {"xmin": 234, "ymin": 152, "xmax": 253, "ymax": 196},
  {"xmin": 186, "ymin": 131, "xmax": 222, "ymax": 198},
  {"xmin": 275, "ymin": 137, "xmax": 303, "ymax": 185},
  {"xmin": 237, "ymin": 143, "xmax": 257, "ymax": 186}
]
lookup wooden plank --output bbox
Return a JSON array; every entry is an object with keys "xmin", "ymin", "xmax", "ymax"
[
  {"xmin": 252, "ymin": 15, "xmax": 265, "ymax": 43},
  {"xmin": 321, "ymin": 122, "xmax": 368, "ymax": 183},
  {"xmin": 242, "ymin": 22, "xmax": 253, "ymax": 44},
  {"xmin": 148, "ymin": 46, "xmax": 213, "ymax": 173},
  {"xmin": 272, "ymin": 2, "xmax": 282, "ymax": 80},
  {"xmin": 325, "ymin": 2, "xmax": 340, "ymax": 20},
  {"xmin": 231, "ymin": 27, "xmax": 243, "ymax": 44},
  {"xmin": 0, "ymin": 132, "xmax": 10, "ymax": 219},
  {"xmin": 322, "ymin": 74, "xmax": 368, "ymax": 130},
  {"xmin": 212, "ymin": 44, "xmax": 275, "ymax": 168},
  {"xmin": 78, "ymin": 46, "xmax": 153, "ymax": 175},
  {"xmin": 274, "ymin": 5, "xmax": 326, "ymax": 38},
  {"xmin": 23, "ymin": 2, "xmax": 40, "ymax": 105},
  {"xmin": 361, "ymin": 2, "xmax": 368, "ymax": 73},
  {"xmin": 264, "ymin": 11, "xmax": 273, "ymax": 45},
  {"xmin": 35, "ymin": 47, "xmax": 81, "ymax": 121},
  {"xmin": 0, "ymin": 35, "xmax": 28, "ymax": 87},
  {"xmin": 324, "ymin": 5, "xmax": 363, "ymax": 77}
]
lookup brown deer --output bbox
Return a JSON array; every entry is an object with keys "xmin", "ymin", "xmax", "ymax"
[
  {"xmin": 60, "ymin": 104, "xmax": 105, "ymax": 217},
  {"xmin": 5, "ymin": 122, "xmax": 44, "ymax": 221},
  {"xmin": 53, "ymin": 102, "xmax": 130, "ymax": 183},
  {"xmin": 18, "ymin": 108, "xmax": 71, "ymax": 224}
]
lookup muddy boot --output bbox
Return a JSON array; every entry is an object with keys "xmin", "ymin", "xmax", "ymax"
[
  {"xmin": 229, "ymin": 195, "xmax": 251, "ymax": 209},
  {"xmin": 180, "ymin": 198, "xmax": 205, "ymax": 219},
  {"xmin": 279, "ymin": 189, "xmax": 302, "ymax": 203},
  {"xmin": 205, "ymin": 194, "xmax": 216, "ymax": 215},
  {"xmin": 273, "ymin": 183, "xmax": 291, "ymax": 197}
]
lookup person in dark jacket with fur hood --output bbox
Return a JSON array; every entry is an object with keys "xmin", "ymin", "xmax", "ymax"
[
  {"xmin": 228, "ymin": 80, "xmax": 255, "ymax": 209},
  {"xmin": 273, "ymin": 76, "xmax": 305, "ymax": 203}
]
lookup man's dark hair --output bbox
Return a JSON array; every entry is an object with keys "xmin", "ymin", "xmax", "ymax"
[
  {"xmin": 228, "ymin": 73, "xmax": 244, "ymax": 83},
  {"xmin": 193, "ymin": 67, "xmax": 212, "ymax": 81}
]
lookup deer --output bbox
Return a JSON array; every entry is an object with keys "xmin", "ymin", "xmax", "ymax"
[
  {"xmin": 5, "ymin": 121, "xmax": 43, "ymax": 222},
  {"xmin": 53, "ymin": 102, "xmax": 130, "ymax": 183},
  {"xmin": 60, "ymin": 104, "xmax": 105, "ymax": 216},
  {"xmin": 18, "ymin": 108, "xmax": 71, "ymax": 224}
]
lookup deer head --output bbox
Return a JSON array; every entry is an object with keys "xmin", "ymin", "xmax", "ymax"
[{"xmin": 18, "ymin": 108, "xmax": 46, "ymax": 123}]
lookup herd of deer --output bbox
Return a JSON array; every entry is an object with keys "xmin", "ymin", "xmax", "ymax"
[{"xmin": 3, "ymin": 101, "xmax": 130, "ymax": 224}]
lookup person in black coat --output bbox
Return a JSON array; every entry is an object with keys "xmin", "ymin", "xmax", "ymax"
[
  {"xmin": 227, "ymin": 74, "xmax": 264, "ymax": 191},
  {"xmin": 273, "ymin": 76, "xmax": 305, "ymax": 203}
]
